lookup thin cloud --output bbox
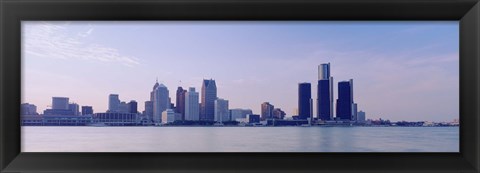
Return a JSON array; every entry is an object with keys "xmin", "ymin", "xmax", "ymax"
[{"xmin": 23, "ymin": 22, "xmax": 140, "ymax": 67}]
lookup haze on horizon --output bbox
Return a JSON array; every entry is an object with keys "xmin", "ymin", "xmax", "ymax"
[{"xmin": 21, "ymin": 21, "xmax": 459, "ymax": 122}]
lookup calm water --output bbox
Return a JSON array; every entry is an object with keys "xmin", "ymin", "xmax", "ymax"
[{"xmin": 21, "ymin": 126, "xmax": 459, "ymax": 152}]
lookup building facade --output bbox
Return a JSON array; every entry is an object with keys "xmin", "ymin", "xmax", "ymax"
[
  {"xmin": 162, "ymin": 109, "xmax": 176, "ymax": 124},
  {"xmin": 336, "ymin": 79, "xmax": 354, "ymax": 120},
  {"xmin": 128, "ymin": 100, "xmax": 138, "ymax": 114},
  {"xmin": 21, "ymin": 103, "xmax": 38, "ymax": 115},
  {"xmin": 144, "ymin": 101, "xmax": 154, "ymax": 121},
  {"xmin": 261, "ymin": 102, "xmax": 274, "ymax": 120},
  {"xmin": 229, "ymin": 109, "xmax": 253, "ymax": 121},
  {"xmin": 185, "ymin": 87, "xmax": 200, "ymax": 121},
  {"xmin": 52, "ymin": 97, "xmax": 69, "ymax": 110},
  {"xmin": 108, "ymin": 94, "xmax": 120, "ymax": 113},
  {"xmin": 176, "ymin": 87, "xmax": 187, "ymax": 121},
  {"xmin": 214, "ymin": 98, "xmax": 229, "ymax": 122},
  {"xmin": 81, "ymin": 106, "xmax": 93, "ymax": 115},
  {"xmin": 272, "ymin": 108, "xmax": 286, "ymax": 119},
  {"xmin": 201, "ymin": 79, "xmax": 217, "ymax": 121},
  {"xmin": 298, "ymin": 82, "xmax": 312, "ymax": 120},
  {"xmin": 152, "ymin": 81, "xmax": 170, "ymax": 123},
  {"xmin": 317, "ymin": 63, "xmax": 334, "ymax": 121}
]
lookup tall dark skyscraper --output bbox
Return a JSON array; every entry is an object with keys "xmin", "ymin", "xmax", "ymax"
[
  {"xmin": 176, "ymin": 87, "xmax": 187, "ymax": 120},
  {"xmin": 298, "ymin": 83, "xmax": 312, "ymax": 120},
  {"xmin": 336, "ymin": 79, "xmax": 354, "ymax": 120},
  {"xmin": 201, "ymin": 79, "xmax": 217, "ymax": 121},
  {"xmin": 317, "ymin": 63, "xmax": 334, "ymax": 121}
]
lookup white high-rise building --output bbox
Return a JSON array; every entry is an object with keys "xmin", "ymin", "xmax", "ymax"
[
  {"xmin": 214, "ymin": 98, "xmax": 229, "ymax": 122},
  {"xmin": 108, "ymin": 94, "xmax": 120, "ymax": 113},
  {"xmin": 185, "ymin": 87, "xmax": 199, "ymax": 121},
  {"xmin": 162, "ymin": 109, "xmax": 176, "ymax": 124},
  {"xmin": 152, "ymin": 81, "xmax": 169, "ymax": 123}
]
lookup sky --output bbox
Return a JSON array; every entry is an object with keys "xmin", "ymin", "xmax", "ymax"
[{"xmin": 21, "ymin": 21, "xmax": 459, "ymax": 122}]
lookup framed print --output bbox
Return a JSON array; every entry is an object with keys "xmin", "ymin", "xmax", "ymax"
[{"xmin": 1, "ymin": 0, "xmax": 479, "ymax": 172}]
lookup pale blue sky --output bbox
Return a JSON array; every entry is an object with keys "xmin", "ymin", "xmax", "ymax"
[{"xmin": 22, "ymin": 21, "xmax": 459, "ymax": 122}]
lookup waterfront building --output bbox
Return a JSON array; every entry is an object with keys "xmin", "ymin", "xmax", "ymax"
[
  {"xmin": 161, "ymin": 109, "xmax": 176, "ymax": 124},
  {"xmin": 261, "ymin": 102, "xmax": 274, "ymax": 120},
  {"xmin": 317, "ymin": 63, "xmax": 334, "ymax": 121},
  {"xmin": 336, "ymin": 79, "xmax": 354, "ymax": 120},
  {"xmin": 119, "ymin": 101, "xmax": 129, "ymax": 113},
  {"xmin": 81, "ymin": 106, "xmax": 93, "ymax": 115},
  {"xmin": 152, "ymin": 80, "xmax": 170, "ymax": 123},
  {"xmin": 52, "ymin": 97, "xmax": 69, "ymax": 110},
  {"xmin": 298, "ymin": 82, "xmax": 312, "ymax": 120},
  {"xmin": 20, "ymin": 115, "xmax": 43, "ymax": 126},
  {"xmin": 357, "ymin": 111, "xmax": 366, "ymax": 123},
  {"xmin": 352, "ymin": 103, "xmax": 358, "ymax": 121},
  {"xmin": 93, "ymin": 112, "xmax": 138, "ymax": 126},
  {"xmin": 128, "ymin": 100, "xmax": 138, "ymax": 114},
  {"xmin": 272, "ymin": 108, "xmax": 286, "ymax": 119},
  {"xmin": 176, "ymin": 87, "xmax": 187, "ymax": 120},
  {"xmin": 21, "ymin": 103, "xmax": 38, "ymax": 115},
  {"xmin": 68, "ymin": 103, "xmax": 80, "ymax": 115},
  {"xmin": 108, "ymin": 94, "xmax": 120, "ymax": 113},
  {"xmin": 214, "ymin": 98, "xmax": 229, "ymax": 122},
  {"xmin": 229, "ymin": 108, "xmax": 253, "ymax": 121},
  {"xmin": 43, "ymin": 109, "xmax": 75, "ymax": 116},
  {"xmin": 246, "ymin": 114, "xmax": 260, "ymax": 124},
  {"xmin": 185, "ymin": 87, "xmax": 200, "ymax": 121},
  {"xmin": 267, "ymin": 119, "xmax": 309, "ymax": 126},
  {"xmin": 144, "ymin": 101, "xmax": 154, "ymax": 121},
  {"xmin": 201, "ymin": 79, "xmax": 217, "ymax": 121}
]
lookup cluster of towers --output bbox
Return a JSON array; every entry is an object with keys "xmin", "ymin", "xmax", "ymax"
[
  {"xmin": 298, "ymin": 63, "xmax": 358, "ymax": 121},
  {"xmin": 140, "ymin": 78, "xmax": 222, "ymax": 123}
]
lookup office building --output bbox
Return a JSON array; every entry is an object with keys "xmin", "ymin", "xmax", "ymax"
[
  {"xmin": 128, "ymin": 100, "xmax": 138, "ymax": 114},
  {"xmin": 298, "ymin": 82, "xmax": 312, "ymax": 120},
  {"xmin": 357, "ymin": 111, "xmax": 366, "ymax": 123},
  {"xmin": 229, "ymin": 109, "xmax": 253, "ymax": 120},
  {"xmin": 201, "ymin": 79, "xmax": 217, "ymax": 121},
  {"xmin": 52, "ymin": 97, "xmax": 69, "ymax": 110},
  {"xmin": 246, "ymin": 114, "xmax": 260, "ymax": 124},
  {"xmin": 336, "ymin": 79, "xmax": 354, "ymax": 120},
  {"xmin": 81, "ymin": 106, "xmax": 93, "ymax": 115},
  {"xmin": 214, "ymin": 98, "xmax": 229, "ymax": 122},
  {"xmin": 152, "ymin": 80, "xmax": 170, "ymax": 123},
  {"xmin": 93, "ymin": 112, "xmax": 138, "ymax": 126},
  {"xmin": 317, "ymin": 63, "xmax": 334, "ymax": 121},
  {"xmin": 68, "ymin": 103, "xmax": 80, "ymax": 115},
  {"xmin": 185, "ymin": 87, "xmax": 200, "ymax": 121},
  {"xmin": 273, "ymin": 108, "xmax": 286, "ymax": 119},
  {"xmin": 176, "ymin": 87, "xmax": 187, "ymax": 120},
  {"xmin": 21, "ymin": 103, "xmax": 38, "ymax": 115},
  {"xmin": 162, "ymin": 109, "xmax": 176, "ymax": 124},
  {"xmin": 108, "ymin": 94, "xmax": 120, "ymax": 113},
  {"xmin": 261, "ymin": 102, "xmax": 274, "ymax": 120},
  {"xmin": 144, "ymin": 101, "xmax": 154, "ymax": 120},
  {"xmin": 352, "ymin": 103, "xmax": 358, "ymax": 121}
]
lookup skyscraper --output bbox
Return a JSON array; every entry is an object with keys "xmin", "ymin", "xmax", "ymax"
[
  {"xmin": 201, "ymin": 79, "xmax": 217, "ymax": 121},
  {"xmin": 336, "ymin": 79, "xmax": 354, "ymax": 120},
  {"xmin": 128, "ymin": 100, "xmax": 138, "ymax": 114},
  {"xmin": 261, "ymin": 102, "xmax": 274, "ymax": 120},
  {"xmin": 52, "ymin": 97, "xmax": 69, "ymax": 110},
  {"xmin": 108, "ymin": 94, "xmax": 120, "ymax": 113},
  {"xmin": 185, "ymin": 87, "xmax": 200, "ymax": 121},
  {"xmin": 144, "ymin": 101, "xmax": 153, "ymax": 120},
  {"xmin": 298, "ymin": 82, "xmax": 312, "ymax": 120},
  {"xmin": 176, "ymin": 87, "xmax": 187, "ymax": 120},
  {"xmin": 152, "ymin": 80, "xmax": 170, "ymax": 123},
  {"xmin": 68, "ymin": 103, "xmax": 80, "ymax": 115},
  {"xmin": 317, "ymin": 63, "xmax": 334, "ymax": 121},
  {"xmin": 214, "ymin": 98, "xmax": 229, "ymax": 122}
]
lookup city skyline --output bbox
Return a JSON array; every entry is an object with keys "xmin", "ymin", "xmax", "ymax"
[{"xmin": 22, "ymin": 21, "xmax": 459, "ymax": 121}]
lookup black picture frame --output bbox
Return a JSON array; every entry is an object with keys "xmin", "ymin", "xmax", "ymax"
[{"xmin": 1, "ymin": 0, "xmax": 479, "ymax": 172}]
